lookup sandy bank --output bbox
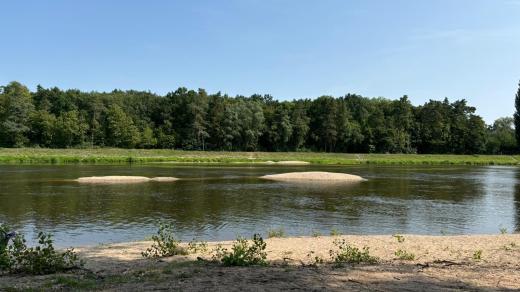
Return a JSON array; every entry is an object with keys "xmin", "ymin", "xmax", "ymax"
[
  {"xmin": 261, "ymin": 171, "xmax": 364, "ymax": 182},
  {"xmin": 75, "ymin": 176, "xmax": 178, "ymax": 184},
  {"xmin": 263, "ymin": 160, "xmax": 311, "ymax": 165},
  {"xmin": 4, "ymin": 234, "xmax": 520, "ymax": 291}
]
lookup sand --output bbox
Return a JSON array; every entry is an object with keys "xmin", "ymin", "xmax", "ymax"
[
  {"xmin": 3, "ymin": 234, "xmax": 519, "ymax": 291},
  {"xmin": 75, "ymin": 176, "xmax": 178, "ymax": 184},
  {"xmin": 261, "ymin": 171, "xmax": 365, "ymax": 182}
]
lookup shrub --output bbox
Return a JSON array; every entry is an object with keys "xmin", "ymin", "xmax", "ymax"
[
  {"xmin": 473, "ymin": 250, "xmax": 482, "ymax": 261},
  {"xmin": 329, "ymin": 239, "xmax": 377, "ymax": 265},
  {"xmin": 187, "ymin": 240, "xmax": 208, "ymax": 254},
  {"xmin": 267, "ymin": 228, "xmax": 285, "ymax": 238},
  {"xmin": 217, "ymin": 234, "xmax": 267, "ymax": 266},
  {"xmin": 499, "ymin": 227, "xmax": 508, "ymax": 234},
  {"xmin": 142, "ymin": 222, "xmax": 188, "ymax": 258},
  {"xmin": 394, "ymin": 249, "xmax": 415, "ymax": 260},
  {"xmin": 1, "ymin": 225, "xmax": 82, "ymax": 275},
  {"xmin": 330, "ymin": 229, "xmax": 341, "ymax": 236},
  {"xmin": 393, "ymin": 234, "xmax": 405, "ymax": 243}
]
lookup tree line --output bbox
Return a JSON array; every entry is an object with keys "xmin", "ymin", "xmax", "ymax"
[{"xmin": 0, "ymin": 81, "xmax": 517, "ymax": 154}]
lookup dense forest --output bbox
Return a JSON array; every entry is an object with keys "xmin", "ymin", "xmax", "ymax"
[{"xmin": 0, "ymin": 81, "xmax": 516, "ymax": 154}]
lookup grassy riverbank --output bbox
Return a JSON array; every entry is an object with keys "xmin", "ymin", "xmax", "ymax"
[
  {"xmin": 0, "ymin": 148, "xmax": 519, "ymax": 165},
  {"xmin": 2, "ymin": 234, "xmax": 519, "ymax": 291}
]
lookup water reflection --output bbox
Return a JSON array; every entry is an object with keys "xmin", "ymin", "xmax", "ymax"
[{"xmin": 0, "ymin": 165, "xmax": 519, "ymax": 247}]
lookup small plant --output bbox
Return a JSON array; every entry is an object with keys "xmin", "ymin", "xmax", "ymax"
[
  {"xmin": 499, "ymin": 227, "xmax": 508, "ymax": 234},
  {"xmin": 330, "ymin": 229, "xmax": 341, "ymax": 236},
  {"xmin": 311, "ymin": 231, "xmax": 322, "ymax": 237},
  {"xmin": 217, "ymin": 234, "xmax": 267, "ymax": 266},
  {"xmin": 329, "ymin": 239, "xmax": 377, "ymax": 265},
  {"xmin": 187, "ymin": 240, "xmax": 208, "ymax": 254},
  {"xmin": 473, "ymin": 250, "xmax": 482, "ymax": 261},
  {"xmin": 393, "ymin": 234, "xmax": 405, "ymax": 243},
  {"xmin": 394, "ymin": 249, "xmax": 415, "ymax": 260},
  {"xmin": 142, "ymin": 222, "xmax": 188, "ymax": 258},
  {"xmin": 306, "ymin": 251, "xmax": 323, "ymax": 267},
  {"xmin": 0, "ymin": 225, "xmax": 82, "ymax": 275},
  {"xmin": 267, "ymin": 228, "xmax": 285, "ymax": 238}
]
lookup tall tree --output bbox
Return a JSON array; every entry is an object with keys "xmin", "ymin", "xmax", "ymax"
[
  {"xmin": 515, "ymin": 81, "xmax": 520, "ymax": 149},
  {"xmin": 0, "ymin": 82, "xmax": 35, "ymax": 147}
]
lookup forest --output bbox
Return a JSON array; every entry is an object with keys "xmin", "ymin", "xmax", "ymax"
[{"xmin": 0, "ymin": 81, "xmax": 516, "ymax": 154}]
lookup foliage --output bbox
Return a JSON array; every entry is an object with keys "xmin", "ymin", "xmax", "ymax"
[
  {"xmin": 394, "ymin": 249, "xmax": 415, "ymax": 260},
  {"xmin": 472, "ymin": 249, "xmax": 482, "ymax": 261},
  {"xmin": 499, "ymin": 227, "xmax": 508, "ymax": 234},
  {"xmin": 187, "ymin": 240, "xmax": 208, "ymax": 254},
  {"xmin": 330, "ymin": 229, "xmax": 341, "ymax": 236},
  {"xmin": 216, "ymin": 234, "xmax": 268, "ymax": 266},
  {"xmin": 0, "ymin": 225, "xmax": 82, "ymax": 275},
  {"xmin": 393, "ymin": 234, "xmax": 405, "ymax": 243},
  {"xmin": 514, "ymin": 81, "xmax": 520, "ymax": 149},
  {"xmin": 267, "ymin": 228, "xmax": 285, "ymax": 238},
  {"xmin": 329, "ymin": 239, "xmax": 378, "ymax": 265},
  {"xmin": 306, "ymin": 251, "xmax": 324, "ymax": 267},
  {"xmin": 141, "ymin": 222, "xmax": 188, "ymax": 258},
  {"xmin": 0, "ymin": 81, "xmax": 513, "ymax": 154}
]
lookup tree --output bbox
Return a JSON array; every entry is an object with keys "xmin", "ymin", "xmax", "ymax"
[
  {"xmin": 487, "ymin": 117, "xmax": 516, "ymax": 154},
  {"xmin": 0, "ymin": 82, "xmax": 35, "ymax": 147},
  {"xmin": 53, "ymin": 110, "xmax": 87, "ymax": 147},
  {"xmin": 105, "ymin": 104, "xmax": 140, "ymax": 148},
  {"xmin": 289, "ymin": 101, "xmax": 310, "ymax": 151},
  {"xmin": 515, "ymin": 81, "xmax": 520, "ymax": 149},
  {"xmin": 309, "ymin": 96, "xmax": 338, "ymax": 152},
  {"xmin": 29, "ymin": 110, "xmax": 56, "ymax": 147}
]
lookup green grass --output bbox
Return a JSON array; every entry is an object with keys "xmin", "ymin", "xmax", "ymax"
[{"xmin": 0, "ymin": 148, "xmax": 518, "ymax": 165}]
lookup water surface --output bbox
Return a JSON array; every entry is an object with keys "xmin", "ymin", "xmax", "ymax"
[{"xmin": 0, "ymin": 164, "xmax": 519, "ymax": 247}]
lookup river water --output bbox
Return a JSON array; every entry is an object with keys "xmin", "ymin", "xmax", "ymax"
[{"xmin": 0, "ymin": 165, "xmax": 518, "ymax": 247}]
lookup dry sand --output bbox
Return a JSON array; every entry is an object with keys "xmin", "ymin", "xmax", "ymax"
[
  {"xmin": 261, "ymin": 171, "xmax": 365, "ymax": 182},
  {"xmin": 3, "ymin": 234, "xmax": 519, "ymax": 291},
  {"xmin": 262, "ymin": 160, "xmax": 311, "ymax": 165},
  {"xmin": 75, "ymin": 176, "xmax": 178, "ymax": 184}
]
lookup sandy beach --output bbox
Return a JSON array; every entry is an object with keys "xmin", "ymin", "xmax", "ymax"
[{"xmin": 2, "ymin": 234, "xmax": 519, "ymax": 291}]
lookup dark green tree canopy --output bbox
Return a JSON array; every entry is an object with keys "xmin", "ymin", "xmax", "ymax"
[{"xmin": 0, "ymin": 81, "xmax": 509, "ymax": 154}]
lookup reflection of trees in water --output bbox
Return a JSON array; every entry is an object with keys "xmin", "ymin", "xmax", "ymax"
[
  {"xmin": 515, "ymin": 170, "xmax": 520, "ymax": 232},
  {"xmin": 1, "ymin": 166, "xmax": 518, "ymax": 236}
]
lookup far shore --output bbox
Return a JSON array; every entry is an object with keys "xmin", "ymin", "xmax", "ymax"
[
  {"xmin": 2, "ymin": 234, "xmax": 519, "ymax": 291},
  {"xmin": 1, "ymin": 147, "xmax": 520, "ymax": 165}
]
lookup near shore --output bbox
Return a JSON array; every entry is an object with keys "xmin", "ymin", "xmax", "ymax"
[{"xmin": 2, "ymin": 234, "xmax": 519, "ymax": 291}]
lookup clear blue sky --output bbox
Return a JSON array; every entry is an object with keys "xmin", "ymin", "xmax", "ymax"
[{"xmin": 1, "ymin": 0, "xmax": 519, "ymax": 123}]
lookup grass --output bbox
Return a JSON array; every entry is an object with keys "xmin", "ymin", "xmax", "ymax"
[
  {"xmin": 267, "ymin": 228, "xmax": 286, "ymax": 238},
  {"xmin": 394, "ymin": 249, "xmax": 415, "ymax": 261},
  {"xmin": 0, "ymin": 148, "xmax": 518, "ymax": 165}
]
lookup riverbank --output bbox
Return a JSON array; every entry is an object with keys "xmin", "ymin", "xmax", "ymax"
[
  {"xmin": 2, "ymin": 234, "xmax": 519, "ymax": 291},
  {"xmin": 0, "ymin": 148, "xmax": 519, "ymax": 165}
]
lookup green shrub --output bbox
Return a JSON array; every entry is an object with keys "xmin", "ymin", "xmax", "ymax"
[
  {"xmin": 329, "ymin": 239, "xmax": 377, "ymax": 265},
  {"xmin": 499, "ymin": 227, "xmax": 508, "ymax": 234},
  {"xmin": 217, "ymin": 234, "xmax": 267, "ymax": 266},
  {"xmin": 187, "ymin": 240, "xmax": 208, "ymax": 254},
  {"xmin": 267, "ymin": 228, "xmax": 285, "ymax": 238},
  {"xmin": 394, "ymin": 249, "xmax": 415, "ymax": 260},
  {"xmin": 393, "ymin": 234, "xmax": 405, "ymax": 243},
  {"xmin": 473, "ymin": 250, "xmax": 482, "ymax": 261},
  {"xmin": 330, "ymin": 229, "xmax": 341, "ymax": 236},
  {"xmin": 142, "ymin": 222, "xmax": 188, "ymax": 258},
  {"xmin": 0, "ymin": 225, "xmax": 82, "ymax": 275}
]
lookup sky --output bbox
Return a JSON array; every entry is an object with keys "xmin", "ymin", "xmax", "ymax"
[{"xmin": 1, "ymin": 0, "xmax": 519, "ymax": 123}]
